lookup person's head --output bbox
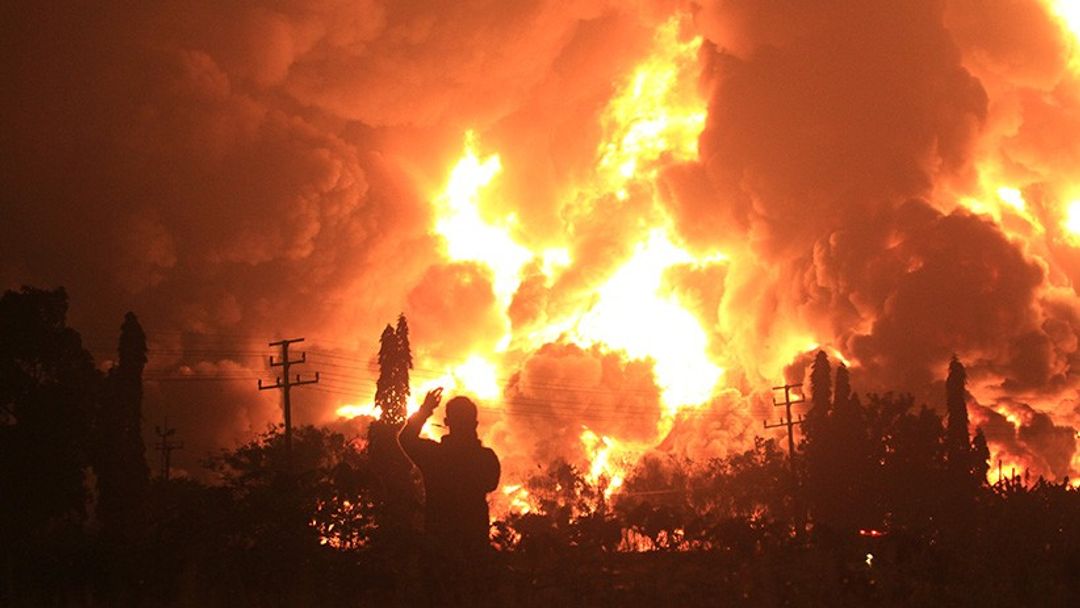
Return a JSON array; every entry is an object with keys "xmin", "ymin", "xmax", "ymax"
[{"xmin": 444, "ymin": 396, "xmax": 478, "ymax": 435}]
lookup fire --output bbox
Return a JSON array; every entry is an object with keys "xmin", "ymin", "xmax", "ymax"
[
  {"xmin": 339, "ymin": 8, "xmax": 1080, "ymax": 492},
  {"xmin": 572, "ymin": 229, "xmax": 725, "ymax": 411},
  {"xmin": 335, "ymin": 12, "xmax": 738, "ymax": 495},
  {"xmin": 955, "ymin": 179, "xmax": 1042, "ymax": 237},
  {"xmin": 996, "ymin": 187, "xmax": 1026, "ymax": 213},
  {"xmin": 551, "ymin": 13, "xmax": 723, "ymax": 414},
  {"xmin": 1048, "ymin": 0, "xmax": 1080, "ymax": 46},
  {"xmin": 802, "ymin": 342, "xmax": 853, "ymax": 369},
  {"xmin": 1064, "ymin": 200, "xmax": 1080, "ymax": 238},
  {"xmin": 334, "ymin": 357, "xmax": 498, "ymax": 426},
  {"xmin": 596, "ymin": 16, "xmax": 705, "ymax": 198},
  {"xmin": 580, "ymin": 427, "xmax": 626, "ymax": 500},
  {"xmin": 336, "ymin": 403, "xmax": 380, "ymax": 420},
  {"xmin": 433, "ymin": 130, "xmax": 532, "ymax": 312},
  {"xmin": 988, "ymin": 444, "xmax": 1030, "ymax": 485},
  {"xmin": 407, "ymin": 15, "xmax": 719, "ymax": 420},
  {"xmin": 501, "ymin": 484, "xmax": 534, "ymax": 515}
]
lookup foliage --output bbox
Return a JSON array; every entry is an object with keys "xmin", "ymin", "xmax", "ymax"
[
  {"xmin": 374, "ymin": 314, "xmax": 412, "ymax": 427},
  {"xmin": 495, "ymin": 460, "xmax": 621, "ymax": 555},
  {"xmin": 94, "ymin": 311, "xmax": 151, "ymax": 540},
  {"xmin": 0, "ymin": 287, "xmax": 99, "ymax": 535},
  {"xmin": 0, "ymin": 287, "xmax": 101, "ymax": 603},
  {"xmin": 206, "ymin": 424, "xmax": 381, "ymax": 552},
  {"xmin": 3, "ymin": 288, "xmax": 1078, "ymax": 605},
  {"xmin": 617, "ymin": 437, "xmax": 794, "ymax": 551}
]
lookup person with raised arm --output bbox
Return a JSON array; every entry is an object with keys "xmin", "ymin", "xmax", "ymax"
[{"xmin": 399, "ymin": 388, "xmax": 501, "ymax": 555}]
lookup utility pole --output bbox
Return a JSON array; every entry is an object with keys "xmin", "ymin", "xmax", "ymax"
[
  {"xmin": 765, "ymin": 383, "xmax": 806, "ymax": 471},
  {"xmin": 154, "ymin": 417, "xmax": 183, "ymax": 481},
  {"xmin": 258, "ymin": 338, "xmax": 319, "ymax": 460},
  {"xmin": 766, "ymin": 383, "xmax": 808, "ymax": 537}
]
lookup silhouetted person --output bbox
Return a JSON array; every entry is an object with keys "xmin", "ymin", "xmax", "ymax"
[{"xmin": 399, "ymin": 388, "xmax": 501, "ymax": 555}]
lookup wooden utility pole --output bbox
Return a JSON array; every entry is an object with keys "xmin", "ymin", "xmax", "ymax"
[
  {"xmin": 766, "ymin": 383, "xmax": 808, "ymax": 537},
  {"xmin": 765, "ymin": 383, "xmax": 806, "ymax": 472},
  {"xmin": 154, "ymin": 418, "xmax": 183, "ymax": 481},
  {"xmin": 258, "ymin": 338, "xmax": 319, "ymax": 460}
]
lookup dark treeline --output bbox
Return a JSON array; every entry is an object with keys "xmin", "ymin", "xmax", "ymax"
[{"xmin": 1, "ymin": 285, "xmax": 1078, "ymax": 607}]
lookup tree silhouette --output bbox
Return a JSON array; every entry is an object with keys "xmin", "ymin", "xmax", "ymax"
[
  {"xmin": 375, "ymin": 314, "xmax": 412, "ymax": 427},
  {"xmin": 971, "ymin": 427, "xmax": 990, "ymax": 482},
  {"xmin": 945, "ymin": 355, "xmax": 970, "ymax": 471},
  {"xmin": 94, "ymin": 311, "xmax": 151, "ymax": 541},
  {"xmin": 395, "ymin": 313, "xmax": 412, "ymax": 395},
  {"xmin": 200, "ymin": 425, "xmax": 386, "ymax": 602},
  {"xmin": 833, "ymin": 362, "xmax": 851, "ymax": 409},
  {"xmin": 809, "ymin": 350, "xmax": 831, "ymax": 419},
  {"xmin": 367, "ymin": 315, "xmax": 420, "ymax": 551},
  {"xmin": 802, "ymin": 355, "xmax": 879, "ymax": 537},
  {"xmin": 869, "ymin": 392, "xmax": 947, "ymax": 535},
  {"xmin": 0, "ymin": 287, "xmax": 100, "ymax": 600}
]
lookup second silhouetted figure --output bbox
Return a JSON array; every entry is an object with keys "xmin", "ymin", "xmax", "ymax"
[{"xmin": 399, "ymin": 388, "xmax": 501, "ymax": 554}]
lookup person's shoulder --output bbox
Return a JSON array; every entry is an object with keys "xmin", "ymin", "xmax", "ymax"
[{"xmin": 405, "ymin": 436, "xmax": 440, "ymax": 455}]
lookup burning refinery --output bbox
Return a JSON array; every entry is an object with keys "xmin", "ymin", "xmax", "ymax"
[
  {"xmin": 3, "ymin": 0, "xmax": 1080, "ymax": 604},
  {"xmin": 323, "ymin": 8, "xmax": 1080, "ymax": 500}
]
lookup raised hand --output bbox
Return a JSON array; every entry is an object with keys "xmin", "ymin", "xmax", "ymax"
[{"xmin": 421, "ymin": 387, "xmax": 444, "ymax": 413}]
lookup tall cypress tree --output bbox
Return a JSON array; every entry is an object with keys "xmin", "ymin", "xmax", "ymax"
[
  {"xmin": 945, "ymin": 355, "xmax": 970, "ymax": 469},
  {"xmin": 368, "ymin": 315, "xmax": 419, "ymax": 541},
  {"xmin": 374, "ymin": 324, "xmax": 400, "ymax": 425},
  {"xmin": 942, "ymin": 356, "xmax": 985, "ymax": 538},
  {"xmin": 96, "ymin": 312, "xmax": 151, "ymax": 539},
  {"xmin": 809, "ymin": 351, "xmax": 832, "ymax": 418},
  {"xmin": 833, "ymin": 363, "xmax": 851, "ymax": 413},
  {"xmin": 803, "ymin": 351, "xmax": 833, "ymax": 533},
  {"xmin": 374, "ymin": 315, "xmax": 412, "ymax": 427},
  {"xmin": 395, "ymin": 313, "xmax": 412, "ymax": 385},
  {"xmin": 394, "ymin": 314, "xmax": 412, "ymax": 421},
  {"xmin": 971, "ymin": 427, "xmax": 990, "ymax": 482}
]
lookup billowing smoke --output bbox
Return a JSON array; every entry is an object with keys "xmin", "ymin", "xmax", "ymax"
[
  {"xmin": 3, "ymin": 1, "xmax": 1079, "ymax": 482},
  {"xmin": 659, "ymin": 0, "xmax": 1080, "ymax": 477}
]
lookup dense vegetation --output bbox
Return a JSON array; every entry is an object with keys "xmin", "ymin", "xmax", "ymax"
[{"xmin": 2, "ymin": 287, "xmax": 1077, "ymax": 606}]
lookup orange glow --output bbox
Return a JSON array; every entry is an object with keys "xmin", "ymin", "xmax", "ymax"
[
  {"xmin": 501, "ymin": 484, "xmax": 534, "ymax": 515},
  {"xmin": 335, "ymin": 7, "xmax": 1080, "ymax": 496},
  {"xmin": 1048, "ymin": 1, "xmax": 1080, "ymax": 48},
  {"xmin": 336, "ymin": 403, "xmax": 380, "ymax": 420},
  {"xmin": 596, "ymin": 16, "xmax": 705, "ymax": 198},
  {"xmin": 1064, "ymin": 200, "xmax": 1080, "ymax": 238},
  {"xmin": 433, "ymin": 130, "xmax": 532, "ymax": 311},
  {"xmin": 580, "ymin": 427, "xmax": 627, "ymax": 500},
  {"xmin": 337, "ymin": 12, "xmax": 823, "ymax": 498},
  {"xmin": 571, "ymin": 229, "xmax": 725, "ymax": 411}
]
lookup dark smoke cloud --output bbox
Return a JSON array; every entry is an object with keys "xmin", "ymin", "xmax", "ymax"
[
  {"xmin": 499, "ymin": 342, "xmax": 663, "ymax": 471},
  {"xmin": 406, "ymin": 262, "xmax": 505, "ymax": 362},
  {"xmin": 972, "ymin": 402, "xmax": 1077, "ymax": 480},
  {"xmin": 690, "ymin": 0, "xmax": 987, "ymax": 255},
  {"xmin": 1, "ymin": 0, "xmax": 652, "ymax": 474},
  {"xmin": 659, "ymin": 0, "xmax": 1079, "ymax": 475}
]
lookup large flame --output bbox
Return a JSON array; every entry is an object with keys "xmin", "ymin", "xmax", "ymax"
[
  {"xmin": 338, "ymin": 13, "xmax": 721, "ymax": 480},
  {"xmin": 571, "ymin": 229, "xmax": 724, "ymax": 411},
  {"xmin": 432, "ymin": 132, "xmax": 532, "ymax": 313},
  {"xmin": 596, "ymin": 16, "xmax": 707, "ymax": 199},
  {"xmin": 335, "ymin": 6, "xmax": 1080, "ymax": 497}
]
